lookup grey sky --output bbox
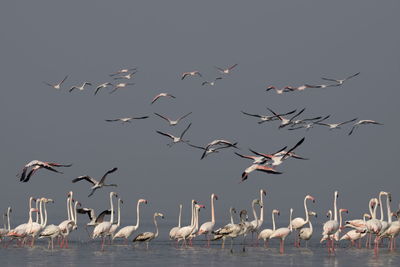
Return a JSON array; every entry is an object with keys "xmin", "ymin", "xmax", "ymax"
[{"xmin": 1, "ymin": 1, "xmax": 399, "ymax": 227}]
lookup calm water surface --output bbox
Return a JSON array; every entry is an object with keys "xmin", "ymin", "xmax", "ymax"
[{"xmin": 1, "ymin": 224, "xmax": 399, "ymax": 267}]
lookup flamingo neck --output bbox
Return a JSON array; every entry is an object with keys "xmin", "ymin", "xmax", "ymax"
[
  {"xmin": 42, "ymin": 201, "xmax": 48, "ymax": 227},
  {"xmin": 190, "ymin": 200, "xmax": 195, "ymax": 227},
  {"xmin": 2, "ymin": 215, "xmax": 5, "ymax": 230},
  {"xmin": 260, "ymin": 191, "xmax": 264, "ymax": 222},
  {"xmin": 135, "ymin": 200, "xmax": 141, "ymax": 228},
  {"xmin": 74, "ymin": 202, "xmax": 78, "ymax": 225},
  {"xmin": 372, "ymin": 202, "xmax": 378, "ymax": 220},
  {"xmin": 35, "ymin": 201, "xmax": 39, "ymax": 223},
  {"xmin": 309, "ymin": 219, "xmax": 313, "ymax": 232},
  {"xmin": 178, "ymin": 205, "xmax": 182, "ymax": 228},
  {"xmin": 7, "ymin": 209, "xmax": 11, "ymax": 231},
  {"xmin": 304, "ymin": 197, "xmax": 309, "ymax": 223},
  {"xmin": 109, "ymin": 194, "xmax": 114, "ymax": 223},
  {"xmin": 66, "ymin": 196, "xmax": 71, "ymax": 221},
  {"xmin": 229, "ymin": 209, "xmax": 234, "ymax": 225},
  {"xmin": 154, "ymin": 215, "xmax": 159, "ymax": 238},
  {"xmin": 387, "ymin": 195, "xmax": 392, "ymax": 224},
  {"xmin": 333, "ymin": 194, "xmax": 337, "ymax": 222},
  {"xmin": 69, "ymin": 196, "xmax": 74, "ymax": 222},
  {"xmin": 194, "ymin": 207, "xmax": 199, "ymax": 231},
  {"xmin": 28, "ymin": 209, "xmax": 33, "ymax": 224},
  {"xmin": 252, "ymin": 201, "xmax": 258, "ymax": 222},
  {"xmin": 211, "ymin": 195, "xmax": 215, "ymax": 224},
  {"xmin": 379, "ymin": 193, "xmax": 384, "ymax": 221},
  {"xmin": 116, "ymin": 199, "xmax": 121, "ymax": 226},
  {"xmin": 272, "ymin": 212, "xmax": 276, "ymax": 231},
  {"xmin": 339, "ymin": 211, "xmax": 343, "ymax": 229},
  {"xmin": 289, "ymin": 209, "xmax": 293, "ymax": 232}
]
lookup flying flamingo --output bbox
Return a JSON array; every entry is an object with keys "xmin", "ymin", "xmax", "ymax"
[
  {"xmin": 72, "ymin": 167, "xmax": 118, "ymax": 197},
  {"xmin": 92, "ymin": 192, "xmax": 118, "ymax": 250},
  {"xmin": 154, "ymin": 112, "xmax": 192, "ymax": 126},
  {"xmin": 181, "ymin": 71, "xmax": 202, "ymax": 80},
  {"xmin": 77, "ymin": 207, "xmax": 111, "ymax": 227},
  {"xmin": 202, "ymin": 77, "xmax": 222, "ymax": 86},
  {"xmin": 94, "ymin": 82, "xmax": 113, "ymax": 95},
  {"xmin": 109, "ymin": 82, "xmax": 134, "ymax": 94},
  {"xmin": 69, "ymin": 82, "xmax": 92, "ymax": 92},
  {"xmin": 215, "ymin": 64, "xmax": 238, "ymax": 74},
  {"xmin": 270, "ymin": 208, "xmax": 293, "ymax": 254},
  {"xmin": 241, "ymin": 109, "xmax": 296, "ymax": 124},
  {"xmin": 348, "ymin": 120, "xmax": 383, "ymax": 135},
  {"xmin": 258, "ymin": 209, "xmax": 280, "ymax": 247},
  {"xmin": 113, "ymin": 71, "xmax": 136, "ymax": 80},
  {"xmin": 240, "ymin": 164, "xmax": 282, "ymax": 182},
  {"xmin": 291, "ymin": 195, "xmax": 316, "ymax": 247},
  {"xmin": 198, "ymin": 193, "xmax": 218, "ymax": 247},
  {"xmin": 43, "ymin": 75, "xmax": 68, "ymax": 90},
  {"xmin": 321, "ymin": 72, "xmax": 360, "ymax": 85},
  {"xmin": 18, "ymin": 160, "xmax": 72, "ymax": 182},
  {"xmin": 113, "ymin": 199, "xmax": 147, "ymax": 243},
  {"xmin": 156, "ymin": 123, "xmax": 192, "ymax": 146},
  {"xmin": 169, "ymin": 204, "xmax": 183, "ymax": 240},
  {"xmin": 298, "ymin": 211, "xmax": 317, "ymax": 247},
  {"xmin": 105, "ymin": 116, "xmax": 149, "ymax": 124},
  {"xmin": 151, "ymin": 93, "xmax": 176, "ymax": 104},
  {"xmin": 110, "ymin": 68, "xmax": 137, "ymax": 76},
  {"xmin": 322, "ymin": 190, "xmax": 339, "ymax": 254},
  {"xmin": 265, "ymin": 86, "xmax": 294, "ymax": 94},
  {"xmin": 133, "ymin": 213, "xmax": 164, "ymax": 249}
]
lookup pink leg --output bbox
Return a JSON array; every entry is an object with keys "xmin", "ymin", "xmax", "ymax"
[{"xmin": 280, "ymin": 239, "xmax": 284, "ymax": 254}]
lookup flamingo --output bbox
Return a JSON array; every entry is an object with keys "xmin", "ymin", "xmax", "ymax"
[
  {"xmin": 7, "ymin": 197, "xmax": 36, "ymax": 246},
  {"xmin": 181, "ymin": 71, "xmax": 201, "ymax": 80},
  {"xmin": 113, "ymin": 199, "xmax": 147, "ymax": 243},
  {"xmin": 270, "ymin": 208, "xmax": 293, "ymax": 254},
  {"xmin": 151, "ymin": 93, "xmax": 176, "ymax": 104},
  {"xmin": 378, "ymin": 192, "xmax": 390, "ymax": 237},
  {"xmin": 174, "ymin": 200, "xmax": 196, "ymax": 245},
  {"xmin": 348, "ymin": 120, "xmax": 383, "ymax": 135},
  {"xmin": 60, "ymin": 198, "xmax": 80, "ymax": 248},
  {"xmin": 198, "ymin": 193, "xmax": 218, "ymax": 247},
  {"xmin": 267, "ymin": 108, "xmax": 306, "ymax": 128},
  {"xmin": 0, "ymin": 207, "xmax": 12, "ymax": 240},
  {"xmin": 304, "ymin": 83, "xmax": 340, "ymax": 89},
  {"xmin": 154, "ymin": 112, "xmax": 192, "ymax": 126},
  {"xmin": 201, "ymin": 77, "xmax": 222, "ymax": 86},
  {"xmin": 242, "ymin": 199, "xmax": 261, "ymax": 251},
  {"xmin": 69, "ymin": 82, "xmax": 92, "ymax": 92},
  {"xmin": 321, "ymin": 72, "xmax": 360, "ymax": 85},
  {"xmin": 105, "ymin": 116, "xmax": 149, "ymax": 124},
  {"xmin": 28, "ymin": 198, "xmax": 54, "ymax": 246},
  {"xmin": 333, "ymin": 208, "xmax": 349, "ymax": 242},
  {"xmin": 188, "ymin": 142, "xmax": 237, "ymax": 160},
  {"xmin": 72, "ymin": 167, "xmax": 118, "ymax": 197},
  {"xmin": 241, "ymin": 109, "xmax": 296, "ymax": 124},
  {"xmin": 365, "ymin": 198, "xmax": 382, "ymax": 251},
  {"xmin": 77, "ymin": 208, "xmax": 111, "ymax": 227},
  {"xmin": 43, "ymin": 75, "xmax": 68, "ymax": 90},
  {"xmin": 109, "ymin": 82, "xmax": 134, "ymax": 94},
  {"xmin": 322, "ymin": 190, "xmax": 339, "ymax": 254},
  {"xmin": 240, "ymin": 164, "xmax": 282, "ymax": 182},
  {"xmin": 250, "ymin": 189, "xmax": 267, "ymax": 244},
  {"xmin": 113, "ymin": 71, "xmax": 136, "ymax": 80},
  {"xmin": 212, "ymin": 207, "xmax": 236, "ymax": 248},
  {"xmin": 176, "ymin": 203, "xmax": 203, "ymax": 247},
  {"xmin": 110, "ymin": 67, "xmax": 137, "ymax": 76},
  {"xmin": 258, "ymin": 209, "xmax": 280, "ymax": 247},
  {"xmin": 215, "ymin": 64, "xmax": 238, "ymax": 74},
  {"xmin": 265, "ymin": 86, "xmax": 294, "ymax": 94},
  {"xmin": 108, "ymin": 198, "xmax": 123, "ymax": 241},
  {"xmin": 93, "ymin": 192, "xmax": 118, "ymax": 250},
  {"xmin": 18, "ymin": 160, "xmax": 72, "ymax": 182},
  {"xmin": 298, "ymin": 211, "xmax": 317, "ymax": 247},
  {"xmin": 382, "ymin": 210, "xmax": 400, "ymax": 251},
  {"xmin": 169, "ymin": 204, "xmax": 183, "ymax": 240},
  {"xmin": 291, "ymin": 194, "xmax": 316, "ymax": 247},
  {"xmin": 315, "ymin": 118, "xmax": 358, "ymax": 130},
  {"xmin": 94, "ymin": 82, "xmax": 113, "ymax": 95},
  {"xmin": 133, "ymin": 213, "xmax": 164, "ymax": 249},
  {"xmin": 156, "ymin": 123, "xmax": 192, "ymax": 146},
  {"xmin": 341, "ymin": 213, "xmax": 371, "ymax": 248}
]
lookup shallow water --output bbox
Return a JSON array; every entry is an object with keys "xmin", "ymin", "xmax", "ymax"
[{"xmin": 1, "ymin": 224, "xmax": 399, "ymax": 267}]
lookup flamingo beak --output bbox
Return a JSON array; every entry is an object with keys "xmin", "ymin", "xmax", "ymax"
[{"xmin": 214, "ymin": 195, "xmax": 218, "ymax": 200}]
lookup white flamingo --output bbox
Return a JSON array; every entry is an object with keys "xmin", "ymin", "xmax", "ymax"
[
  {"xmin": 270, "ymin": 208, "xmax": 293, "ymax": 254},
  {"xmin": 258, "ymin": 209, "xmax": 280, "ymax": 247},
  {"xmin": 365, "ymin": 198, "xmax": 382, "ymax": 251},
  {"xmin": 93, "ymin": 192, "xmax": 118, "ymax": 250},
  {"xmin": 198, "ymin": 193, "xmax": 218, "ymax": 247},
  {"xmin": 0, "ymin": 207, "xmax": 12, "ymax": 240},
  {"xmin": 212, "ymin": 207, "xmax": 236, "ymax": 248},
  {"xmin": 133, "ymin": 213, "xmax": 164, "ymax": 249},
  {"xmin": 298, "ymin": 211, "xmax": 317, "ymax": 247},
  {"xmin": 43, "ymin": 75, "xmax": 68, "ymax": 90},
  {"xmin": 341, "ymin": 213, "xmax": 371, "ymax": 248},
  {"xmin": 108, "ymin": 198, "xmax": 123, "ymax": 241},
  {"xmin": 113, "ymin": 199, "xmax": 147, "ymax": 243},
  {"xmin": 291, "ymin": 194, "xmax": 315, "ymax": 247},
  {"xmin": 176, "ymin": 203, "xmax": 203, "ymax": 247},
  {"xmin": 7, "ymin": 197, "xmax": 36, "ymax": 245},
  {"xmin": 169, "ymin": 204, "xmax": 182, "ymax": 240},
  {"xmin": 250, "ymin": 189, "xmax": 267, "ymax": 243},
  {"xmin": 322, "ymin": 190, "xmax": 339, "ymax": 254}
]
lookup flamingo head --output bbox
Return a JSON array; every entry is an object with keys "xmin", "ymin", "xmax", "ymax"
[
  {"xmin": 261, "ymin": 189, "xmax": 267, "ymax": 196},
  {"xmin": 273, "ymin": 209, "xmax": 280, "ymax": 216},
  {"xmin": 139, "ymin": 199, "xmax": 147, "ymax": 204},
  {"xmin": 155, "ymin": 212, "xmax": 164, "ymax": 219},
  {"xmin": 306, "ymin": 195, "xmax": 315, "ymax": 203},
  {"xmin": 230, "ymin": 207, "xmax": 237, "ymax": 214},
  {"xmin": 334, "ymin": 190, "xmax": 339, "ymax": 198},
  {"xmin": 326, "ymin": 210, "xmax": 332, "ymax": 218},
  {"xmin": 340, "ymin": 209, "xmax": 349, "ymax": 214},
  {"xmin": 212, "ymin": 194, "xmax": 218, "ymax": 200},
  {"xmin": 67, "ymin": 191, "xmax": 73, "ymax": 197},
  {"xmin": 120, "ymin": 199, "xmax": 124, "ymax": 204}
]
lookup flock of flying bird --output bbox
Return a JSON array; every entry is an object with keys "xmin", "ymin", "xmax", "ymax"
[{"xmin": 0, "ymin": 65, "xmax": 388, "ymax": 255}]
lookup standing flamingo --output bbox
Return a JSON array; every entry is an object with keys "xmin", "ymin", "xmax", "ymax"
[
  {"xmin": 270, "ymin": 208, "xmax": 293, "ymax": 254},
  {"xmin": 250, "ymin": 189, "xmax": 266, "ymax": 244},
  {"xmin": 133, "ymin": 213, "xmax": 164, "ymax": 249},
  {"xmin": 169, "ymin": 204, "xmax": 183, "ymax": 240},
  {"xmin": 258, "ymin": 209, "xmax": 280, "ymax": 247},
  {"xmin": 7, "ymin": 197, "xmax": 36, "ymax": 246},
  {"xmin": 93, "ymin": 192, "xmax": 118, "ymax": 250},
  {"xmin": 108, "ymin": 198, "xmax": 123, "ymax": 242},
  {"xmin": 198, "ymin": 193, "xmax": 218, "ymax": 247},
  {"xmin": 298, "ymin": 211, "xmax": 317, "ymax": 247},
  {"xmin": 113, "ymin": 199, "xmax": 147, "ymax": 243},
  {"xmin": 322, "ymin": 190, "xmax": 339, "ymax": 254},
  {"xmin": 0, "ymin": 207, "xmax": 12, "ymax": 240},
  {"xmin": 341, "ymin": 213, "xmax": 371, "ymax": 248},
  {"xmin": 291, "ymin": 195, "xmax": 315, "ymax": 247},
  {"xmin": 365, "ymin": 198, "xmax": 382, "ymax": 252},
  {"xmin": 212, "ymin": 207, "xmax": 237, "ymax": 248},
  {"xmin": 176, "ymin": 203, "xmax": 203, "ymax": 247}
]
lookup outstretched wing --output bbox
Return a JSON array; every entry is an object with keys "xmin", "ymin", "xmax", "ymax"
[
  {"xmin": 95, "ymin": 209, "xmax": 112, "ymax": 223},
  {"xmin": 177, "ymin": 112, "xmax": 192, "ymax": 122},
  {"xmin": 99, "ymin": 167, "xmax": 118, "ymax": 184},
  {"xmin": 337, "ymin": 118, "xmax": 358, "ymax": 126},
  {"xmin": 180, "ymin": 123, "xmax": 192, "ymax": 139},
  {"xmin": 282, "ymin": 137, "xmax": 305, "ymax": 160},
  {"xmin": 241, "ymin": 111, "xmax": 262, "ymax": 118},
  {"xmin": 345, "ymin": 72, "xmax": 360, "ymax": 81},
  {"xmin": 154, "ymin": 113, "xmax": 171, "ymax": 122},
  {"xmin": 156, "ymin": 130, "xmax": 174, "ymax": 140},
  {"xmin": 72, "ymin": 175, "xmax": 97, "ymax": 185}
]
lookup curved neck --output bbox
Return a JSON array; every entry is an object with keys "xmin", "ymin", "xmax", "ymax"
[
  {"xmin": 7, "ymin": 209, "xmax": 11, "ymax": 231},
  {"xmin": 339, "ymin": 211, "xmax": 343, "ymax": 228},
  {"xmin": 252, "ymin": 202, "xmax": 258, "ymax": 222},
  {"xmin": 211, "ymin": 195, "xmax": 215, "ymax": 223},
  {"xmin": 178, "ymin": 205, "xmax": 182, "ymax": 228},
  {"xmin": 272, "ymin": 212, "xmax": 276, "ymax": 231},
  {"xmin": 135, "ymin": 201, "xmax": 141, "ymax": 228},
  {"xmin": 333, "ymin": 194, "xmax": 337, "ymax": 222},
  {"xmin": 42, "ymin": 201, "xmax": 48, "ymax": 227},
  {"xmin": 191, "ymin": 208, "xmax": 198, "ymax": 231},
  {"xmin": 372, "ymin": 203, "xmax": 378, "ymax": 219},
  {"xmin": 154, "ymin": 216, "xmax": 159, "ymax": 238},
  {"xmin": 109, "ymin": 194, "xmax": 114, "ymax": 223},
  {"xmin": 116, "ymin": 199, "xmax": 121, "ymax": 226},
  {"xmin": 309, "ymin": 219, "xmax": 313, "ymax": 231},
  {"xmin": 387, "ymin": 195, "xmax": 392, "ymax": 224},
  {"xmin": 260, "ymin": 191, "xmax": 264, "ymax": 221},
  {"xmin": 379, "ymin": 193, "xmax": 384, "ymax": 221},
  {"xmin": 229, "ymin": 209, "xmax": 234, "ymax": 225},
  {"xmin": 368, "ymin": 200, "xmax": 374, "ymax": 218},
  {"xmin": 304, "ymin": 197, "xmax": 309, "ymax": 223},
  {"xmin": 67, "ymin": 196, "xmax": 71, "ymax": 220},
  {"xmin": 28, "ymin": 209, "xmax": 34, "ymax": 224},
  {"xmin": 69, "ymin": 197, "xmax": 74, "ymax": 222},
  {"xmin": 194, "ymin": 208, "xmax": 199, "ymax": 231},
  {"xmin": 29, "ymin": 198, "xmax": 34, "ymax": 210}
]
